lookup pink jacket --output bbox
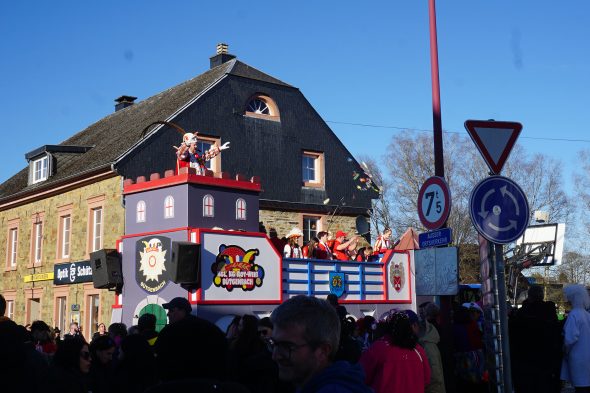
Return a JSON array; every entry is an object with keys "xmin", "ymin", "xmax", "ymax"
[{"xmin": 360, "ymin": 337, "xmax": 431, "ymax": 393}]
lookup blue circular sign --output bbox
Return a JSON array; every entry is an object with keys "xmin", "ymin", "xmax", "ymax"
[{"xmin": 469, "ymin": 176, "xmax": 529, "ymax": 244}]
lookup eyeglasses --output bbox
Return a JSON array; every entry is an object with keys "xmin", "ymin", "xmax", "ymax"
[
  {"xmin": 267, "ymin": 338, "xmax": 311, "ymax": 359},
  {"xmin": 80, "ymin": 351, "xmax": 91, "ymax": 360}
]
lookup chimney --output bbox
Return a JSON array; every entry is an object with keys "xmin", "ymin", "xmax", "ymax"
[
  {"xmin": 209, "ymin": 43, "xmax": 236, "ymax": 69},
  {"xmin": 114, "ymin": 95, "xmax": 137, "ymax": 112}
]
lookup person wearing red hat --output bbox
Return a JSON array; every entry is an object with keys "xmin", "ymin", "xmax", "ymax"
[{"xmin": 332, "ymin": 230, "xmax": 358, "ymax": 261}]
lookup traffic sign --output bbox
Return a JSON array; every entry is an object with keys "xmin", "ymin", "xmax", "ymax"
[
  {"xmin": 419, "ymin": 227, "xmax": 453, "ymax": 248},
  {"xmin": 417, "ymin": 176, "xmax": 451, "ymax": 230},
  {"xmin": 464, "ymin": 120, "xmax": 522, "ymax": 175},
  {"xmin": 469, "ymin": 176, "xmax": 529, "ymax": 244}
]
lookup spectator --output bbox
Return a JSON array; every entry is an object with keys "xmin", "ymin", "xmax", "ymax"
[
  {"xmin": 162, "ymin": 297, "xmax": 194, "ymax": 324},
  {"xmin": 92, "ymin": 323, "xmax": 108, "ymax": 342},
  {"xmin": 332, "ymin": 231, "xmax": 358, "ymax": 261},
  {"xmin": 50, "ymin": 336, "xmax": 92, "ymax": 392},
  {"xmin": 88, "ymin": 335, "xmax": 116, "ymax": 393},
  {"xmin": 270, "ymin": 295, "xmax": 371, "ymax": 393},
  {"xmin": 0, "ymin": 294, "xmax": 9, "ymax": 323},
  {"xmin": 510, "ymin": 284, "xmax": 561, "ymax": 393},
  {"xmin": 316, "ymin": 231, "xmax": 333, "ymax": 260},
  {"xmin": 226, "ymin": 315, "xmax": 241, "ymax": 345},
  {"xmin": 326, "ymin": 293, "xmax": 348, "ymax": 320},
  {"xmin": 63, "ymin": 322, "xmax": 82, "ymax": 340},
  {"xmin": 411, "ymin": 309, "xmax": 446, "ymax": 393},
  {"xmin": 138, "ymin": 313, "xmax": 159, "ymax": 346},
  {"xmin": 31, "ymin": 320, "xmax": 57, "ymax": 355},
  {"xmin": 154, "ymin": 314, "xmax": 232, "ymax": 384},
  {"xmin": 113, "ymin": 334, "xmax": 157, "ymax": 393},
  {"xmin": 53, "ymin": 327, "xmax": 62, "ymax": 343},
  {"xmin": 360, "ymin": 311, "xmax": 431, "ymax": 393},
  {"xmin": 452, "ymin": 304, "xmax": 485, "ymax": 392},
  {"xmin": 258, "ymin": 316, "xmax": 273, "ymax": 341},
  {"xmin": 229, "ymin": 314, "xmax": 279, "ymax": 393},
  {"xmin": 283, "ymin": 227, "xmax": 303, "ymax": 258},
  {"xmin": 561, "ymin": 284, "xmax": 590, "ymax": 392}
]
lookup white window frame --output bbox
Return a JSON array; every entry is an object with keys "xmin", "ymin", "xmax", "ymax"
[
  {"xmin": 136, "ymin": 200, "xmax": 146, "ymax": 223},
  {"xmin": 6, "ymin": 300, "xmax": 14, "ymax": 320},
  {"xmin": 203, "ymin": 194, "xmax": 215, "ymax": 218},
  {"xmin": 10, "ymin": 228, "xmax": 18, "ymax": 267},
  {"xmin": 34, "ymin": 222, "xmax": 42, "ymax": 263},
  {"xmin": 92, "ymin": 208, "xmax": 103, "ymax": 252},
  {"xmin": 61, "ymin": 215, "xmax": 71, "ymax": 259},
  {"xmin": 56, "ymin": 296, "xmax": 67, "ymax": 334},
  {"xmin": 32, "ymin": 156, "xmax": 49, "ymax": 184},
  {"xmin": 236, "ymin": 198, "xmax": 247, "ymax": 221},
  {"xmin": 164, "ymin": 196, "xmax": 175, "ymax": 219}
]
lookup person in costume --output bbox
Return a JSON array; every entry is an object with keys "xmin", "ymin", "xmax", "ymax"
[
  {"xmin": 374, "ymin": 228, "xmax": 394, "ymax": 254},
  {"xmin": 176, "ymin": 132, "xmax": 229, "ymax": 175},
  {"xmin": 284, "ymin": 228, "xmax": 303, "ymax": 258}
]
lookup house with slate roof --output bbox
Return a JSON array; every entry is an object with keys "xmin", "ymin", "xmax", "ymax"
[{"xmin": 0, "ymin": 44, "xmax": 378, "ymax": 330}]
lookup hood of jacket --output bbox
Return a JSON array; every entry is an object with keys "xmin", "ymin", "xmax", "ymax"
[{"xmin": 419, "ymin": 321, "xmax": 440, "ymax": 345}]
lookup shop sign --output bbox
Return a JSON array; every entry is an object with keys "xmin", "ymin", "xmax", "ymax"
[{"xmin": 54, "ymin": 261, "xmax": 93, "ymax": 285}]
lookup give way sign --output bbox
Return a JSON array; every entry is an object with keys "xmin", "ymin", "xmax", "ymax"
[{"xmin": 464, "ymin": 120, "xmax": 522, "ymax": 175}]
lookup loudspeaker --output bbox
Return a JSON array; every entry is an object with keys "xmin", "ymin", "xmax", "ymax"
[
  {"xmin": 90, "ymin": 249, "xmax": 123, "ymax": 289},
  {"xmin": 169, "ymin": 241, "xmax": 201, "ymax": 285}
]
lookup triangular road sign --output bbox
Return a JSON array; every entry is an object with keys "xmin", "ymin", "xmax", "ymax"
[{"xmin": 464, "ymin": 120, "xmax": 522, "ymax": 174}]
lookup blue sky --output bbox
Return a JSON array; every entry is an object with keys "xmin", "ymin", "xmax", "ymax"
[{"xmin": 1, "ymin": 1, "xmax": 589, "ymax": 193}]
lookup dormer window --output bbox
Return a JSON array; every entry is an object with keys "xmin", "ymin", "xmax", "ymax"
[
  {"xmin": 32, "ymin": 156, "xmax": 49, "ymax": 184},
  {"xmin": 245, "ymin": 94, "xmax": 280, "ymax": 121}
]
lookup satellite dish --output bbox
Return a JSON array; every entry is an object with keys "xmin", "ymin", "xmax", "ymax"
[{"xmin": 355, "ymin": 216, "xmax": 370, "ymax": 236}]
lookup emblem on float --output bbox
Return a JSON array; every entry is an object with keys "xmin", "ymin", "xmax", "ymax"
[
  {"xmin": 329, "ymin": 272, "xmax": 345, "ymax": 298},
  {"xmin": 211, "ymin": 244, "xmax": 264, "ymax": 291},
  {"xmin": 136, "ymin": 236, "xmax": 171, "ymax": 294},
  {"xmin": 390, "ymin": 261, "xmax": 405, "ymax": 292}
]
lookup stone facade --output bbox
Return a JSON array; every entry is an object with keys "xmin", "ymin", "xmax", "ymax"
[
  {"xmin": 0, "ymin": 175, "xmax": 124, "ymax": 336},
  {"xmin": 260, "ymin": 209, "xmax": 358, "ymax": 243}
]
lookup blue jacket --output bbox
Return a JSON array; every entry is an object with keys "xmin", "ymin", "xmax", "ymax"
[{"xmin": 298, "ymin": 361, "xmax": 373, "ymax": 393}]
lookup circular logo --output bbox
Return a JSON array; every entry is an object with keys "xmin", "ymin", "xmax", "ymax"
[
  {"xmin": 469, "ymin": 176, "xmax": 529, "ymax": 244},
  {"xmin": 417, "ymin": 177, "xmax": 451, "ymax": 230}
]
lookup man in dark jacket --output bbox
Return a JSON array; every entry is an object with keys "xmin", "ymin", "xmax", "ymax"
[
  {"xmin": 270, "ymin": 295, "xmax": 372, "ymax": 393},
  {"xmin": 510, "ymin": 285, "xmax": 561, "ymax": 393}
]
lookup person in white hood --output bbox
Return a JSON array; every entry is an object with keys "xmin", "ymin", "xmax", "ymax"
[{"xmin": 561, "ymin": 284, "xmax": 590, "ymax": 391}]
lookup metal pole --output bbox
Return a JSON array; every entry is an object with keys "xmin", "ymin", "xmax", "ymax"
[
  {"xmin": 494, "ymin": 243, "xmax": 513, "ymax": 392},
  {"xmin": 428, "ymin": 0, "xmax": 444, "ymax": 178}
]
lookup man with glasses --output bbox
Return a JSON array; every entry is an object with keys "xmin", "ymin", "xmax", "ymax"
[{"xmin": 270, "ymin": 295, "xmax": 372, "ymax": 393}]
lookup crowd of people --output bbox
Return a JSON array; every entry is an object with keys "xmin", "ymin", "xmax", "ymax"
[
  {"xmin": 269, "ymin": 226, "xmax": 396, "ymax": 262},
  {"xmin": 1, "ymin": 283, "xmax": 590, "ymax": 392}
]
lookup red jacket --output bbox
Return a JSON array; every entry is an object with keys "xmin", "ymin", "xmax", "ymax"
[{"xmin": 360, "ymin": 338, "xmax": 431, "ymax": 393}]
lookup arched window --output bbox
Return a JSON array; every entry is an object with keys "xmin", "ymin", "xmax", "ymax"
[
  {"xmin": 236, "ymin": 198, "xmax": 247, "ymax": 220},
  {"xmin": 136, "ymin": 201, "xmax": 146, "ymax": 223},
  {"xmin": 164, "ymin": 196, "xmax": 175, "ymax": 219},
  {"xmin": 244, "ymin": 94, "xmax": 280, "ymax": 121},
  {"xmin": 203, "ymin": 194, "xmax": 214, "ymax": 217}
]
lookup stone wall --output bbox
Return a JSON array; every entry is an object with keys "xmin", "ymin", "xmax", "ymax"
[
  {"xmin": 0, "ymin": 176, "xmax": 124, "ymax": 331},
  {"xmin": 260, "ymin": 209, "xmax": 360, "ymax": 243}
]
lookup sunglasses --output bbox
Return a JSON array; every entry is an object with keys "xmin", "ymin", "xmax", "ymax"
[{"xmin": 80, "ymin": 351, "xmax": 91, "ymax": 360}]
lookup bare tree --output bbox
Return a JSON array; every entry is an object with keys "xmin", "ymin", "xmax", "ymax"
[
  {"xmin": 357, "ymin": 156, "xmax": 393, "ymax": 238},
  {"xmin": 558, "ymin": 251, "xmax": 590, "ymax": 285}
]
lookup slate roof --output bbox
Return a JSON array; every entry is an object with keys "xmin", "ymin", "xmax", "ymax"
[{"xmin": 0, "ymin": 59, "xmax": 293, "ymax": 203}]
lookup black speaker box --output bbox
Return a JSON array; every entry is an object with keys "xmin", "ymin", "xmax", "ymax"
[
  {"xmin": 90, "ymin": 249, "xmax": 123, "ymax": 289},
  {"xmin": 170, "ymin": 241, "xmax": 201, "ymax": 285}
]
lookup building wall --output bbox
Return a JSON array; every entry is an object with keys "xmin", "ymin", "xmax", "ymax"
[
  {"xmin": 260, "ymin": 209, "xmax": 357, "ymax": 243},
  {"xmin": 0, "ymin": 176, "xmax": 124, "ymax": 336}
]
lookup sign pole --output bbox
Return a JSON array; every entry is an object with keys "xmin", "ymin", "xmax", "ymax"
[
  {"xmin": 493, "ymin": 242, "xmax": 513, "ymax": 392},
  {"xmin": 428, "ymin": 0, "xmax": 444, "ymax": 179}
]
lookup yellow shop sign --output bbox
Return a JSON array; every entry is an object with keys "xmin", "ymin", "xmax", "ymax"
[{"xmin": 23, "ymin": 272, "xmax": 54, "ymax": 283}]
